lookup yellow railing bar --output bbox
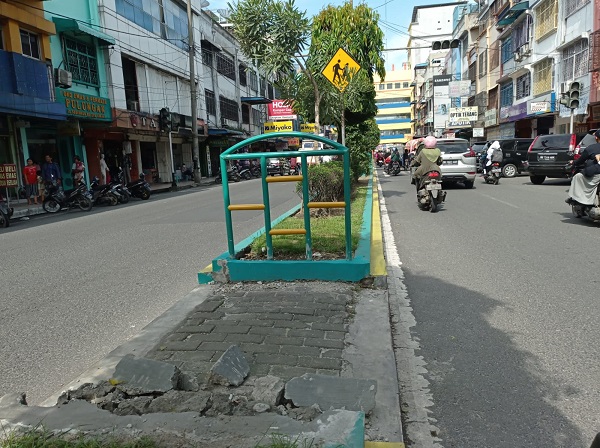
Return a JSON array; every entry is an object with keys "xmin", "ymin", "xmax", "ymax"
[
  {"xmin": 269, "ymin": 229, "xmax": 307, "ymax": 235},
  {"xmin": 266, "ymin": 175, "xmax": 304, "ymax": 183},
  {"xmin": 307, "ymin": 202, "xmax": 347, "ymax": 209},
  {"xmin": 228, "ymin": 204, "xmax": 266, "ymax": 211}
]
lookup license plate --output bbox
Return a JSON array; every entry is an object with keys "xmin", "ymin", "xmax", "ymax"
[
  {"xmin": 491, "ymin": 168, "xmax": 501, "ymax": 173},
  {"xmin": 443, "ymin": 160, "xmax": 458, "ymax": 165},
  {"xmin": 539, "ymin": 155, "xmax": 555, "ymax": 161},
  {"xmin": 426, "ymin": 183, "xmax": 442, "ymax": 190}
]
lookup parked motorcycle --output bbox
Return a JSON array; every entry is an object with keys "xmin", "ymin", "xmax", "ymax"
[
  {"xmin": 215, "ymin": 165, "xmax": 241, "ymax": 183},
  {"xmin": 89, "ymin": 177, "xmax": 120, "ymax": 206},
  {"xmin": 109, "ymin": 174, "xmax": 131, "ymax": 204},
  {"xmin": 566, "ymin": 162, "xmax": 600, "ymax": 222},
  {"xmin": 0, "ymin": 200, "xmax": 13, "ymax": 228},
  {"xmin": 483, "ymin": 162, "xmax": 502, "ymax": 185},
  {"xmin": 250, "ymin": 163, "xmax": 261, "ymax": 178},
  {"xmin": 237, "ymin": 164, "xmax": 252, "ymax": 181},
  {"xmin": 43, "ymin": 183, "xmax": 93, "ymax": 213},
  {"xmin": 416, "ymin": 171, "xmax": 446, "ymax": 213},
  {"xmin": 127, "ymin": 173, "xmax": 152, "ymax": 200}
]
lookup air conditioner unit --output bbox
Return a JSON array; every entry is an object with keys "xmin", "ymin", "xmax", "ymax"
[
  {"xmin": 55, "ymin": 68, "xmax": 72, "ymax": 88},
  {"xmin": 560, "ymin": 82, "xmax": 569, "ymax": 94},
  {"xmin": 514, "ymin": 51, "xmax": 522, "ymax": 62},
  {"xmin": 126, "ymin": 100, "xmax": 140, "ymax": 112},
  {"xmin": 521, "ymin": 43, "xmax": 531, "ymax": 56}
]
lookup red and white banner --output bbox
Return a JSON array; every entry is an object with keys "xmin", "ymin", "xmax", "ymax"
[{"xmin": 268, "ymin": 99, "xmax": 297, "ymax": 120}]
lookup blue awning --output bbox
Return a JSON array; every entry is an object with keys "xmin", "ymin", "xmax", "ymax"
[
  {"xmin": 414, "ymin": 63, "xmax": 428, "ymax": 70},
  {"xmin": 241, "ymin": 96, "xmax": 272, "ymax": 105},
  {"xmin": 53, "ymin": 18, "xmax": 115, "ymax": 46},
  {"xmin": 497, "ymin": 1, "xmax": 529, "ymax": 27}
]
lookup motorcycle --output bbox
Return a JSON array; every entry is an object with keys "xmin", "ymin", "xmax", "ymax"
[
  {"xmin": 0, "ymin": 199, "xmax": 13, "ymax": 228},
  {"xmin": 483, "ymin": 162, "xmax": 502, "ymax": 185},
  {"xmin": 237, "ymin": 164, "xmax": 252, "ymax": 181},
  {"xmin": 417, "ymin": 171, "xmax": 446, "ymax": 213},
  {"xmin": 109, "ymin": 173, "xmax": 131, "ymax": 204},
  {"xmin": 250, "ymin": 163, "xmax": 261, "ymax": 178},
  {"xmin": 376, "ymin": 158, "xmax": 384, "ymax": 168},
  {"xmin": 127, "ymin": 173, "xmax": 152, "ymax": 200},
  {"xmin": 566, "ymin": 162, "xmax": 600, "ymax": 221},
  {"xmin": 215, "ymin": 165, "xmax": 241, "ymax": 183},
  {"xmin": 391, "ymin": 160, "xmax": 401, "ymax": 176},
  {"xmin": 43, "ymin": 182, "xmax": 93, "ymax": 213},
  {"xmin": 89, "ymin": 177, "xmax": 119, "ymax": 206}
]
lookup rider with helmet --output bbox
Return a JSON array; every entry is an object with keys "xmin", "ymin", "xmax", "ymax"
[{"xmin": 411, "ymin": 136, "xmax": 443, "ymax": 190}]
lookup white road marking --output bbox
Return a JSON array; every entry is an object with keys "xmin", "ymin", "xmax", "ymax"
[{"xmin": 479, "ymin": 192, "xmax": 520, "ymax": 209}]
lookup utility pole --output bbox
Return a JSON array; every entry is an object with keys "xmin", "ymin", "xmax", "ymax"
[{"xmin": 187, "ymin": 0, "xmax": 201, "ymax": 183}]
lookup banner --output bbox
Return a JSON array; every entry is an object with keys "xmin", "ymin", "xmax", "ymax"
[
  {"xmin": 268, "ymin": 100, "xmax": 296, "ymax": 120},
  {"xmin": 300, "ymin": 123, "xmax": 316, "ymax": 133},
  {"xmin": 0, "ymin": 164, "xmax": 18, "ymax": 187},
  {"xmin": 448, "ymin": 80, "xmax": 472, "ymax": 97},
  {"xmin": 264, "ymin": 121, "xmax": 293, "ymax": 133}
]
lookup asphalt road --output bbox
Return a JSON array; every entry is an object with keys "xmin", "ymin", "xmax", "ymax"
[
  {"xmin": 0, "ymin": 179, "xmax": 300, "ymax": 405},
  {"xmin": 379, "ymin": 171, "xmax": 599, "ymax": 447}
]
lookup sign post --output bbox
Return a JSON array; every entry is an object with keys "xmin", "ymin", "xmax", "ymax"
[{"xmin": 322, "ymin": 48, "xmax": 361, "ymax": 146}]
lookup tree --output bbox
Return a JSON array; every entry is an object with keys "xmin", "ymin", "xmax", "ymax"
[
  {"xmin": 346, "ymin": 118, "xmax": 380, "ymax": 180},
  {"xmin": 227, "ymin": 0, "xmax": 326, "ymax": 130}
]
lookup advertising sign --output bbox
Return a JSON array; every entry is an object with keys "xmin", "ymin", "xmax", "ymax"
[
  {"xmin": 0, "ymin": 164, "xmax": 18, "ymax": 187},
  {"xmin": 484, "ymin": 109, "xmax": 498, "ymax": 127},
  {"xmin": 473, "ymin": 127, "xmax": 484, "ymax": 137},
  {"xmin": 268, "ymin": 100, "xmax": 297, "ymax": 120},
  {"xmin": 448, "ymin": 106, "xmax": 478, "ymax": 127},
  {"xmin": 300, "ymin": 123, "xmax": 316, "ymax": 133},
  {"xmin": 264, "ymin": 121, "xmax": 293, "ymax": 133},
  {"xmin": 433, "ymin": 75, "xmax": 451, "ymax": 130},
  {"xmin": 449, "ymin": 80, "xmax": 472, "ymax": 97},
  {"xmin": 55, "ymin": 88, "xmax": 112, "ymax": 121}
]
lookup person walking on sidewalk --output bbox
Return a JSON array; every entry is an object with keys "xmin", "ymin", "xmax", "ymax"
[
  {"xmin": 22, "ymin": 158, "xmax": 39, "ymax": 205},
  {"xmin": 42, "ymin": 154, "xmax": 62, "ymax": 187},
  {"xmin": 71, "ymin": 156, "xmax": 85, "ymax": 186}
]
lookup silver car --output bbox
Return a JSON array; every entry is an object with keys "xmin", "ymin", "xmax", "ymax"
[{"xmin": 411, "ymin": 138, "xmax": 477, "ymax": 189}]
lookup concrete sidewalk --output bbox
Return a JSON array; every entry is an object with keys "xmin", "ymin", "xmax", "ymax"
[{"xmin": 3, "ymin": 281, "xmax": 404, "ymax": 448}]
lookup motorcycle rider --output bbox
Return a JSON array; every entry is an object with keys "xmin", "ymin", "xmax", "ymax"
[
  {"xmin": 411, "ymin": 136, "xmax": 442, "ymax": 191},
  {"xmin": 565, "ymin": 129, "xmax": 600, "ymax": 205},
  {"xmin": 485, "ymin": 141, "xmax": 501, "ymax": 175},
  {"xmin": 388, "ymin": 147, "xmax": 401, "ymax": 173}
]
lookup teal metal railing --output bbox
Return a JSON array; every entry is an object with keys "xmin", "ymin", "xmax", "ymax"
[{"xmin": 219, "ymin": 132, "xmax": 352, "ymax": 261}]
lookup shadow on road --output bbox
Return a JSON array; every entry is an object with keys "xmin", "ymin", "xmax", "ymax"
[
  {"xmin": 404, "ymin": 270, "xmax": 586, "ymax": 448},
  {"xmin": 557, "ymin": 212, "xmax": 600, "ymax": 227}
]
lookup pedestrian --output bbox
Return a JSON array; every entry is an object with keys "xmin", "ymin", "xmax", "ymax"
[
  {"xmin": 99, "ymin": 154, "xmax": 109, "ymax": 185},
  {"xmin": 71, "ymin": 156, "xmax": 85, "ymax": 186},
  {"xmin": 42, "ymin": 154, "xmax": 62, "ymax": 187},
  {"xmin": 22, "ymin": 158, "xmax": 39, "ymax": 205},
  {"xmin": 37, "ymin": 170, "xmax": 45, "ymax": 202}
]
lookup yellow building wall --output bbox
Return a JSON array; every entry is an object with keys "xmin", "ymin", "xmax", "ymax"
[
  {"xmin": 374, "ymin": 68, "xmax": 414, "ymax": 145},
  {"xmin": 0, "ymin": 0, "xmax": 55, "ymax": 60}
]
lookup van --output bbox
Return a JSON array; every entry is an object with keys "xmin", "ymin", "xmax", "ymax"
[{"xmin": 299, "ymin": 141, "xmax": 323, "ymax": 165}]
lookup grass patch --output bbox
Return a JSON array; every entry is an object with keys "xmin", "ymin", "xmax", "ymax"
[
  {"xmin": 249, "ymin": 183, "xmax": 367, "ymax": 258},
  {"xmin": 0, "ymin": 430, "xmax": 158, "ymax": 448}
]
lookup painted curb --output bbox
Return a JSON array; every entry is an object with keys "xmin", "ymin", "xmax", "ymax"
[
  {"xmin": 199, "ymin": 176, "xmax": 374, "ymax": 283},
  {"xmin": 370, "ymin": 172, "xmax": 386, "ymax": 277}
]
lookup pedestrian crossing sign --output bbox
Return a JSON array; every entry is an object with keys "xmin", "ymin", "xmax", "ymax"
[{"xmin": 322, "ymin": 48, "xmax": 361, "ymax": 92}]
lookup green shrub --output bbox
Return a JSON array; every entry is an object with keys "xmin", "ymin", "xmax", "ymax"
[{"xmin": 296, "ymin": 161, "xmax": 352, "ymax": 204}]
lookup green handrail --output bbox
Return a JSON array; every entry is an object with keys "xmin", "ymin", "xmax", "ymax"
[{"xmin": 219, "ymin": 132, "xmax": 352, "ymax": 261}]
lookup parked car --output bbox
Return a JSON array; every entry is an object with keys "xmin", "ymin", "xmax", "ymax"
[
  {"xmin": 526, "ymin": 133, "xmax": 590, "ymax": 184},
  {"xmin": 572, "ymin": 129, "xmax": 598, "ymax": 161},
  {"xmin": 266, "ymin": 158, "xmax": 292, "ymax": 176},
  {"xmin": 411, "ymin": 138, "xmax": 476, "ymax": 189},
  {"xmin": 495, "ymin": 138, "xmax": 534, "ymax": 177}
]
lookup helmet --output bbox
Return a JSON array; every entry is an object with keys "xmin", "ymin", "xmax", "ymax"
[{"xmin": 424, "ymin": 136, "xmax": 437, "ymax": 148}]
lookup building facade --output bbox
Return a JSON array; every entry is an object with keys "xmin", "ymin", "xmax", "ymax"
[{"xmin": 374, "ymin": 66, "xmax": 413, "ymax": 146}]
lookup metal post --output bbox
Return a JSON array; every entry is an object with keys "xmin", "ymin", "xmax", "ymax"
[
  {"xmin": 260, "ymin": 156, "xmax": 273, "ymax": 260},
  {"xmin": 187, "ymin": 0, "xmax": 200, "ymax": 183},
  {"xmin": 342, "ymin": 150, "xmax": 352, "ymax": 261},
  {"xmin": 341, "ymin": 91, "xmax": 346, "ymax": 147},
  {"xmin": 570, "ymin": 108, "xmax": 575, "ymax": 134},
  {"xmin": 169, "ymin": 131, "xmax": 177, "ymax": 189},
  {"xmin": 301, "ymin": 155, "xmax": 312, "ymax": 260},
  {"xmin": 221, "ymin": 156, "xmax": 235, "ymax": 257}
]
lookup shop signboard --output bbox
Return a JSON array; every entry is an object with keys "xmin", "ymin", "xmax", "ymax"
[
  {"xmin": 55, "ymin": 88, "xmax": 112, "ymax": 121},
  {"xmin": 485, "ymin": 109, "xmax": 498, "ymax": 127},
  {"xmin": 501, "ymin": 102, "xmax": 528, "ymax": 122},
  {"xmin": 433, "ymin": 75, "xmax": 452, "ymax": 131},
  {"xmin": 287, "ymin": 138, "xmax": 300, "ymax": 146},
  {"xmin": 448, "ymin": 106, "xmax": 478, "ymax": 127},
  {"xmin": 448, "ymin": 80, "xmax": 472, "ymax": 97},
  {"xmin": 473, "ymin": 127, "xmax": 484, "ymax": 137},
  {"xmin": 300, "ymin": 123, "xmax": 316, "ymax": 133},
  {"xmin": 528, "ymin": 92, "xmax": 556, "ymax": 115},
  {"xmin": 0, "ymin": 164, "xmax": 18, "ymax": 187},
  {"xmin": 264, "ymin": 121, "xmax": 293, "ymax": 133},
  {"xmin": 268, "ymin": 100, "xmax": 297, "ymax": 120}
]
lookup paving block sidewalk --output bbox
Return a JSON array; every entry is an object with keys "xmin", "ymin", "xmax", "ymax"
[{"xmin": 145, "ymin": 282, "xmax": 356, "ymax": 383}]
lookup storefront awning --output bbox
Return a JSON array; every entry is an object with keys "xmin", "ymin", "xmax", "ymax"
[
  {"xmin": 208, "ymin": 128, "xmax": 245, "ymax": 136},
  {"xmin": 497, "ymin": 2, "xmax": 528, "ymax": 27},
  {"xmin": 53, "ymin": 18, "xmax": 116, "ymax": 46},
  {"xmin": 414, "ymin": 63, "xmax": 428, "ymax": 70},
  {"xmin": 241, "ymin": 96, "xmax": 272, "ymax": 105}
]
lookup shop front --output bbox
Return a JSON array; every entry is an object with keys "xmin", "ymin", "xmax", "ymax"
[
  {"xmin": 484, "ymin": 109, "xmax": 499, "ymax": 140},
  {"xmin": 527, "ymin": 93, "xmax": 556, "ymax": 135},
  {"xmin": 500, "ymin": 102, "xmax": 530, "ymax": 138}
]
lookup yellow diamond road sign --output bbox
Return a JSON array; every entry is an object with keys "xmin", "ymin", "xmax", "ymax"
[{"xmin": 322, "ymin": 48, "xmax": 361, "ymax": 92}]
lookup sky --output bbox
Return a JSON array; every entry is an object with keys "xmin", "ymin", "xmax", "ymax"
[{"xmin": 208, "ymin": 0, "xmax": 454, "ymax": 73}]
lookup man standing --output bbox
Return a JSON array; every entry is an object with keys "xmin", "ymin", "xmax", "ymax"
[
  {"xmin": 22, "ymin": 158, "xmax": 39, "ymax": 205},
  {"xmin": 42, "ymin": 154, "xmax": 61, "ymax": 186}
]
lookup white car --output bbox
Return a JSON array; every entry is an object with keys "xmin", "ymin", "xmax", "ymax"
[{"xmin": 411, "ymin": 138, "xmax": 477, "ymax": 189}]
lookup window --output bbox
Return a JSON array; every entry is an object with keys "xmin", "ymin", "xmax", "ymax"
[
  {"xmin": 252, "ymin": 108, "xmax": 261, "ymax": 126},
  {"xmin": 515, "ymin": 72, "xmax": 531, "ymax": 99},
  {"xmin": 501, "ymin": 36, "xmax": 513, "ymax": 63},
  {"xmin": 513, "ymin": 16, "xmax": 532, "ymax": 50},
  {"xmin": 378, "ymin": 84, "xmax": 385, "ymax": 90},
  {"xmin": 565, "ymin": 0, "xmax": 589, "ymax": 17},
  {"xmin": 376, "ymin": 97, "xmax": 411, "ymax": 104},
  {"xmin": 249, "ymin": 71, "xmax": 258, "ymax": 91},
  {"xmin": 242, "ymin": 104, "xmax": 250, "ymax": 124},
  {"xmin": 488, "ymin": 87, "xmax": 498, "ymax": 110},
  {"xmin": 479, "ymin": 49, "xmax": 488, "ymax": 77},
  {"xmin": 533, "ymin": 58, "xmax": 552, "ymax": 95},
  {"xmin": 468, "ymin": 62, "xmax": 476, "ymax": 81},
  {"xmin": 562, "ymin": 39, "xmax": 589, "ymax": 81},
  {"xmin": 205, "ymin": 89, "xmax": 216, "ymax": 116},
  {"xmin": 535, "ymin": 0, "xmax": 558, "ymax": 40},
  {"xmin": 490, "ymin": 41, "xmax": 500, "ymax": 70},
  {"xmin": 403, "ymin": 82, "xmax": 410, "ymax": 88},
  {"xmin": 64, "ymin": 38, "xmax": 99, "ymax": 86},
  {"xmin": 216, "ymin": 53, "xmax": 235, "ymax": 80},
  {"xmin": 260, "ymin": 77, "xmax": 266, "ymax": 94},
  {"xmin": 386, "ymin": 83, "xmax": 392, "ymax": 89},
  {"xmin": 219, "ymin": 96, "xmax": 239, "ymax": 121},
  {"xmin": 201, "ymin": 47, "xmax": 212, "ymax": 67},
  {"xmin": 239, "ymin": 65, "xmax": 247, "ymax": 86},
  {"xmin": 500, "ymin": 82, "xmax": 513, "ymax": 107},
  {"xmin": 268, "ymin": 83, "xmax": 274, "ymax": 99},
  {"xmin": 394, "ymin": 83, "xmax": 401, "ymax": 89},
  {"xmin": 162, "ymin": 0, "xmax": 188, "ymax": 50},
  {"xmin": 20, "ymin": 29, "xmax": 40, "ymax": 59}
]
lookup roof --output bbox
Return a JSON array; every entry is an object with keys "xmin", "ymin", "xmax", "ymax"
[{"xmin": 411, "ymin": 1, "xmax": 468, "ymax": 23}]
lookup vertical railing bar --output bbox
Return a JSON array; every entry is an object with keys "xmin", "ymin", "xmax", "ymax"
[
  {"xmin": 301, "ymin": 155, "xmax": 313, "ymax": 261},
  {"xmin": 221, "ymin": 155, "xmax": 235, "ymax": 257},
  {"xmin": 343, "ymin": 149, "xmax": 352, "ymax": 261},
  {"xmin": 260, "ymin": 156, "xmax": 274, "ymax": 260}
]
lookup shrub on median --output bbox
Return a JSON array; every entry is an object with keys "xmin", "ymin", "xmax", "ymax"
[{"xmin": 295, "ymin": 161, "xmax": 355, "ymax": 207}]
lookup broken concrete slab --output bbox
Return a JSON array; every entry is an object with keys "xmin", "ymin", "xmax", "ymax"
[
  {"xmin": 285, "ymin": 373, "xmax": 377, "ymax": 414},
  {"xmin": 0, "ymin": 392, "xmax": 27, "ymax": 407},
  {"xmin": 208, "ymin": 345, "xmax": 249, "ymax": 386},
  {"xmin": 251, "ymin": 375, "xmax": 284, "ymax": 406},
  {"xmin": 111, "ymin": 355, "xmax": 180, "ymax": 393}
]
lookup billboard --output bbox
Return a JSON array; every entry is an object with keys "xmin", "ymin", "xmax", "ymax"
[
  {"xmin": 433, "ymin": 75, "xmax": 451, "ymax": 130},
  {"xmin": 448, "ymin": 107, "xmax": 478, "ymax": 127},
  {"xmin": 264, "ymin": 121, "xmax": 293, "ymax": 133},
  {"xmin": 448, "ymin": 80, "xmax": 472, "ymax": 97},
  {"xmin": 268, "ymin": 100, "xmax": 297, "ymax": 120}
]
